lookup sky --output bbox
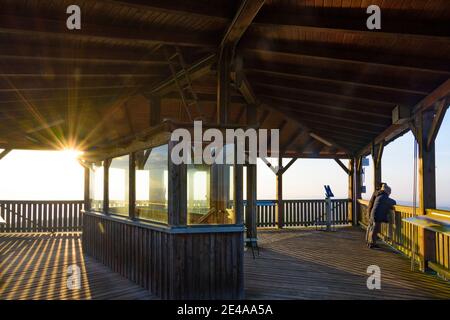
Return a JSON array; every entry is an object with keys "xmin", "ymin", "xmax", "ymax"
[{"xmin": 0, "ymin": 113, "xmax": 449, "ymax": 209}]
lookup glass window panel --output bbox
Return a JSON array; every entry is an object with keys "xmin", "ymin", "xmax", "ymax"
[
  {"xmin": 109, "ymin": 155, "xmax": 129, "ymax": 216},
  {"xmin": 187, "ymin": 144, "xmax": 236, "ymax": 225},
  {"xmin": 89, "ymin": 163, "xmax": 104, "ymax": 212},
  {"xmin": 135, "ymin": 144, "xmax": 168, "ymax": 223}
]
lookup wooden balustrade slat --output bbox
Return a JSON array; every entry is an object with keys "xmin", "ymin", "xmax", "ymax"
[
  {"xmin": 243, "ymin": 199, "xmax": 349, "ymax": 229},
  {"xmin": 0, "ymin": 200, "xmax": 84, "ymax": 233}
]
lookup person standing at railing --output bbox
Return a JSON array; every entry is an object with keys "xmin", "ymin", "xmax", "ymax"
[{"xmin": 366, "ymin": 184, "xmax": 396, "ymax": 249}]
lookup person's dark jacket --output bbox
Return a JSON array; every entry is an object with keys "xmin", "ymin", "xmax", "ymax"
[
  {"xmin": 367, "ymin": 190, "xmax": 384, "ymax": 216},
  {"xmin": 370, "ymin": 191, "xmax": 396, "ymax": 223}
]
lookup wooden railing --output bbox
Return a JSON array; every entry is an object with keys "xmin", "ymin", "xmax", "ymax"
[
  {"xmin": 0, "ymin": 200, "xmax": 84, "ymax": 233},
  {"xmin": 0, "ymin": 198, "xmax": 350, "ymax": 232},
  {"xmin": 245, "ymin": 199, "xmax": 350, "ymax": 228},
  {"xmin": 425, "ymin": 209, "xmax": 450, "ymax": 274},
  {"xmin": 358, "ymin": 200, "xmax": 450, "ymax": 275},
  {"xmin": 358, "ymin": 199, "xmax": 419, "ymax": 257}
]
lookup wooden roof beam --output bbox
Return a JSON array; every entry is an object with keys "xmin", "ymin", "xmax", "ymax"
[
  {"xmin": 254, "ymin": 83, "xmax": 395, "ymax": 110},
  {"xmin": 106, "ymin": 0, "xmax": 232, "ymax": 21},
  {"xmin": 245, "ymin": 65, "xmax": 430, "ymax": 96},
  {"xmin": 358, "ymin": 79, "xmax": 450, "ymax": 156},
  {"xmin": 0, "ymin": 15, "xmax": 216, "ymax": 48},
  {"xmin": 0, "ymin": 44, "xmax": 169, "ymax": 64},
  {"xmin": 279, "ymin": 107, "xmax": 387, "ymax": 130},
  {"xmin": 242, "ymin": 40, "xmax": 450, "ymax": 75},
  {"xmin": 250, "ymin": 76, "xmax": 426, "ymax": 106},
  {"xmin": 334, "ymin": 158, "xmax": 350, "ymax": 175},
  {"xmin": 265, "ymin": 99, "xmax": 390, "ymax": 127},
  {"xmin": 0, "ymin": 149, "xmax": 11, "ymax": 160},
  {"xmin": 426, "ymin": 98, "xmax": 449, "ymax": 151},
  {"xmin": 253, "ymin": 83, "xmax": 397, "ymax": 109},
  {"xmin": 259, "ymin": 94, "xmax": 391, "ymax": 119},
  {"xmin": 221, "ymin": 0, "xmax": 266, "ymax": 48},
  {"xmin": 232, "ymin": 55, "xmax": 354, "ymax": 156},
  {"xmin": 253, "ymin": 8, "xmax": 450, "ymax": 42}
]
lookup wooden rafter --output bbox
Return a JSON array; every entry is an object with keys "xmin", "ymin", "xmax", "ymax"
[
  {"xmin": 266, "ymin": 101, "xmax": 388, "ymax": 128},
  {"xmin": 254, "ymin": 83, "xmax": 395, "ymax": 111},
  {"xmin": 250, "ymin": 75, "xmax": 424, "ymax": 106},
  {"xmin": 426, "ymin": 98, "xmax": 449, "ymax": 151},
  {"xmin": 358, "ymin": 79, "xmax": 450, "ymax": 156},
  {"xmin": 0, "ymin": 149, "xmax": 11, "ymax": 160},
  {"xmin": 253, "ymin": 9, "xmax": 450, "ymax": 42},
  {"xmin": 243, "ymin": 40, "xmax": 450, "ymax": 75},
  {"xmin": 414, "ymin": 79, "xmax": 450, "ymax": 113},
  {"xmin": 105, "ymin": 0, "xmax": 231, "ymax": 21},
  {"xmin": 0, "ymin": 15, "xmax": 216, "ymax": 48},
  {"xmin": 279, "ymin": 158, "xmax": 297, "ymax": 175},
  {"xmin": 371, "ymin": 141, "xmax": 384, "ymax": 169},
  {"xmin": 232, "ymin": 70, "xmax": 352, "ymax": 155},
  {"xmin": 259, "ymin": 94, "xmax": 391, "ymax": 119},
  {"xmin": 221, "ymin": 0, "xmax": 266, "ymax": 48},
  {"xmin": 245, "ymin": 64, "xmax": 430, "ymax": 96},
  {"xmin": 334, "ymin": 158, "xmax": 350, "ymax": 175}
]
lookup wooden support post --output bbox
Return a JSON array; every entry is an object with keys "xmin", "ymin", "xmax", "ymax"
[
  {"xmin": 353, "ymin": 157, "xmax": 362, "ymax": 226},
  {"xmin": 371, "ymin": 142, "xmax": 384, "ymax": 191},
  {"xmin": 149, "ymin": 96, "xmax": 161, "ymax": 127},
  {"xmin": 129, "ymin": 152, "xmax": 136, "ymax": 219},
  {"xmin": 245, "ymin": 103, "xmax": 258, "ymax": 243},
  {"xmin": 103, "ymin": 158, "xmax": 111, "ymax": 214},
  {"xmin": 419, "ymin": 110, "xmax": 436, "ymax": 211},
  {"xmin": 84, "ymin": 165, "xmax": 91, "ymax": 212},
  {"xmin": 246, "ymin": 163, "xmax": 257, "ymax": 244},
  {"xmin": 276, "ymin": 156, "xmax": 284, "ymax": 229},
  {"xmin": 168, "ymin": 140, "xmax": 187, "ymax": 226},
  {"xmin": 347, "ymin": 159, "xmax": 354, "ymax": 224},
  {"xmin": 217, "ymin": 46, "xmax": 233, "ymax": 125},
  {"xmin": 417, "ymin": 110, "xmax": 437, "ymax": 271},
  {"xmin": 235, "ymin": 162, "xmax": 244, "ymax": 225}
]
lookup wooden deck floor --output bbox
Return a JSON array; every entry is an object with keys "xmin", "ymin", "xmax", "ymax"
[
  {"xmin": 245, "ymin": 227, "xmax": 450, "ymax": 299},
  {"xmin": 1, "ymin": 228, "xmax": 449, "ymax": 300},
  {"xmin": 0, "ymin": 233, "xmax": 156, "ymax": 300}
]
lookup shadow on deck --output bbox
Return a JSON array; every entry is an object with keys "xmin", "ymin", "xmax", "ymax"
[
  {"xmin": 245, "ymin": 227, "xmax": 450, "ymax": 299},
  {"xmin": 1, "ymin": 228, "xmax": 449, "ymax": 300},
  {"xmin": 0, "ymin": 233, "xmax": 156, "ymax": 300}
]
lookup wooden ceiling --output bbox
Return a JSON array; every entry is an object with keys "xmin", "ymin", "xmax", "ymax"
[{"xmin": 0, "ymin": 0, "xmax": 449, "ymax": 158}]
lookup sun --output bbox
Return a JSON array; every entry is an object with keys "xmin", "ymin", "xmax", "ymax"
[{"xmin": 60, "ymin": 148, "xmax": 84, "ymax": 161}]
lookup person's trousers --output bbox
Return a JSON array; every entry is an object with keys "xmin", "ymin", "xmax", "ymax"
[{"xmin": 366, "ymin": 221, "xmax": 381, "ymax": 245}]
